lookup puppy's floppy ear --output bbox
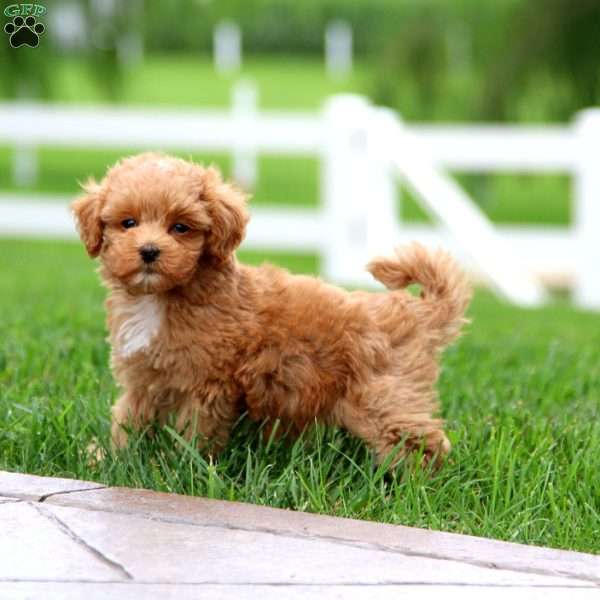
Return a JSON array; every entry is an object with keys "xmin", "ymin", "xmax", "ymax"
[
  {"xmin": 202, "ymin": 167, "xmax": 249, "ymax": 262},
  {"xmin": 72, "ymin": 178, "xmax": 105, "ymax": 257}
]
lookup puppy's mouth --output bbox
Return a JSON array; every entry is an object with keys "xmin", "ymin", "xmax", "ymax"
[{"xmin": 129, "ymin": 270, "xmax": 163, "ymax": 292}]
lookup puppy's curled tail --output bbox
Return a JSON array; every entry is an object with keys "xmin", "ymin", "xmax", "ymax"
[{"xmin": 367, "ymin": 243, "xmax": 472, "ymax": 344}]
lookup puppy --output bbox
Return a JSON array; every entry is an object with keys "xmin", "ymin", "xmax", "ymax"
[{"xmin": 72, "ymin": 152, "xmax": 471, "ymax": 466}]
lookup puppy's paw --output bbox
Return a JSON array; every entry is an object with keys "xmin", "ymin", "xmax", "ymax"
[
  {"xmin": 83, "ymin": 438, "xmax": 107, "ymax": 468},
  {"xmin": 378, "ymin": 429, "xmax": 451, "ymax": 473},
  {"xmin": 422, "ymin": 430, "xmax": 451, "ymax": 469},
  {"xmin": 111, "ymin": 422, "xmax": 130, "ymax": 451}
]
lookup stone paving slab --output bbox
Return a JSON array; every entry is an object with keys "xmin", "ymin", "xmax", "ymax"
[
  {"xmin": 0, "ymin": 502, "xmax": 117, "ymax": 582},
  {"xmin": 47, "ymin": 485, "xmax": 600, "ymax": 584},
  {"xmin": 36, "ymin": 502, "xmax": 587, "ymax": 587},
  {"xmin": 0, "ymin": 470, "xmax": 598, "ymax": 598}
]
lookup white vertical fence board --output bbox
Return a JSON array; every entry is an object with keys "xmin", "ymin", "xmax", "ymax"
[
  {"xmin": 214, "ymin": 21, "xmax": 241, "ymax": 73},
  {"xmin": 321, "ymin": 96, "xmax": 372, "ymax": 283},
  {"xmin": 325, "ymin": 20, "xmax": 353, "ymax": 78},
  {"xmin": 231, "ymin": 80, "xmax": 259, "ymax": 190},
  {"xmin": 12, "ymin": 146, "xmax": 38, "ymax": 187},
  {"xmin": 365, "ymin": 107, "xmax": 399, "ymax": 260},
  {"xmin": 573, "ymin": 110, "xmax": 600, "ymax": 309}
]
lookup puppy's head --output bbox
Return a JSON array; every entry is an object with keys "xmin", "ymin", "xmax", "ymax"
[{"xmin": 72, "ymin": 153, "xmax": 248, "ymax": 294}]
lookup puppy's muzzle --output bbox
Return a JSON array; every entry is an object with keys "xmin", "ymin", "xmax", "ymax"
[{"xmin": 140, "ymin": 244, "xmax": 160, "ymax": 264}]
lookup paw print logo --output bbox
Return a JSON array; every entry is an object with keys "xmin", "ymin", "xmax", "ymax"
[{"xmin": 4, "ymin": 15, "xmax": 45, "ymax": 48}]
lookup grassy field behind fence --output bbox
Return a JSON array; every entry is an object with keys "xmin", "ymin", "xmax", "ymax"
[
  {"xmin": 1, "ymin": 239, "xmax": 599, "ymax": 554},
  {"xmin": 0, "ymin": 55, "xmax": 572, "ymax": 225}
]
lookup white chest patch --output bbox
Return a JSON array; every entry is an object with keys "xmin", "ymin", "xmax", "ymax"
[{"xmin": 116, "ymin": 296, "xmax": 163, "ymax": 358}]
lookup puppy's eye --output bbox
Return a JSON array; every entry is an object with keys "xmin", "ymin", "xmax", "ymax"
[
  {"xmin": 121, "ymin": 218, "xmax": 138, "ymax": 229},
  {"xmin": 171, "ymin": 223, "xmax": 190, "ymax": 234}
]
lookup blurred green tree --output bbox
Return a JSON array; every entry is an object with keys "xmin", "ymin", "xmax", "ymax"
[
  {"xmin": 0, "ymin": 0, "xmax": 140, "ymax": 102},
  {"xmin": 482, "ymin": 0, "xmax": 600, "ymax": 120},
  {"xmin": 2, "ymin": 0, "xmax": 597, "ymax": 122},
  {"xmin": 371, "ymin": 5, "xmax": 448, "ymax": 119}
]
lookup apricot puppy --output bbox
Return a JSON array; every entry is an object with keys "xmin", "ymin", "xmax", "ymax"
[{"xmin": 72, "ymin": 153, "xmax": 471, "ymax": 465}]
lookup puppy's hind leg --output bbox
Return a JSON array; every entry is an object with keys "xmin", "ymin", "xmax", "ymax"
[{"xmin": 337, "ymin": 377, "xmax": 450, "ymax": 469}]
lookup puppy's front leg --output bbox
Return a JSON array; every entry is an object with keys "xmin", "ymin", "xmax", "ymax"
[
  {"xmin": 111, "ymin": 392, "xmax": 148, "ymax": 450},
  {"xmin": 175, "ymin": 393, "xmax": 240, "ymax": 458}
]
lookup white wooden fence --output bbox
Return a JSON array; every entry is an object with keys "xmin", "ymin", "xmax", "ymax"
[{"xmin": 1, "ymin": 94, "xmax": 599, "ymax": 309}]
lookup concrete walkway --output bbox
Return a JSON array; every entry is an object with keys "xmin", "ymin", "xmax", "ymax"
[{"xmin": 0, "ymin": 470, "xmax": 598, "ymax": 599}]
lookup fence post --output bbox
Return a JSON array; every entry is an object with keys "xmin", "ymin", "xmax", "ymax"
[
  {"xmin": 574, "ymin": 109, "xmax": 600, "ymax": 310},
  {"xmin": 321, "ymin": 95, "xmax": 396, "ymax": 286},
  {"xmin": 117, "ymin": 31, "xmax": 144, "ymax": 67},
  {"xmin": 49, "ymin": 2, "xmax": 87, "ymax": 49},
  {"xmin": 325, "ymin": 20, "xmax": 353, "ymax": 79},
  {"xmin": 117, "ymin": 0, "xmax": 144, "ymax": 67},
  {"xmin": 13, "ymin": 145, "xmax": 38, "ymax": 187},
  {"xmin": 231, "ymin": 80, "xmax": 258, "ymax": 190},
  {"xmin": 365, "ymin": 106, "xmax": 400, "ymax": 260},
  {"xmin": 214, "ymin": 21, "xmax": 241, "ymax": 74}
]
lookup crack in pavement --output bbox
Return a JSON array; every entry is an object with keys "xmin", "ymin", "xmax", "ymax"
[
  {"xmin": 32, "ymin": 503, "xmax": 134, "ymax": 581},
  {"xmin": 0, "ymin": 485, "xmax": 106, "ymax": 503},
  {"xmin": 39, "ymin": 485, "xmax": 107, "ymax": 503}
]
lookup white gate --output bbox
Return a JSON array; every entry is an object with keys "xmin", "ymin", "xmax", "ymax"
[{"xmin": 0, "ymin": 94, "xmax": 599, "ymax": 308}]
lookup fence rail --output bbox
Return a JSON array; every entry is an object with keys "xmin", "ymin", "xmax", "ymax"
[
  {"xmin": 0, "ymin": 103, "xmax": 321, "ymax": 153},
  {"xmin": 1, "ymin": 95, "xmax": 598, "ymax": 308},
  {"xmin": 415, "ymin": 126, "xmax": 577, "ymax": 171}
]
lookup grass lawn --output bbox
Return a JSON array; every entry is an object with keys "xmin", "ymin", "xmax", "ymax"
[
  {"xmin": 49, "ymin": 55, "xmax": 367, "ymax": 111},
  {"xmin": 1, "ymin": 238, "xmax": 599, "ymax": 554}
]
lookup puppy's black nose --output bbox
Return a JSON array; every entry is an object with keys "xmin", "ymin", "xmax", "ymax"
[{"xmin": 140, "ymin": 244, "xmax": 160, "ymax": 264}]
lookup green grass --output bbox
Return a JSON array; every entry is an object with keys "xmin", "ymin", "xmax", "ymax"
[
  {"xmin": 1, "ymin": 238, "xmax": 599, "ymax": 554},
  {"xmin": 50, "ymin": 54, "xmax": 367, "ymax": 110}
]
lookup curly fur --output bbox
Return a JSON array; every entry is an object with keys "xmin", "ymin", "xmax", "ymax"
[{"xmin": 72, "ymin": 152, "xmax": 472, "ymax": 466}]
